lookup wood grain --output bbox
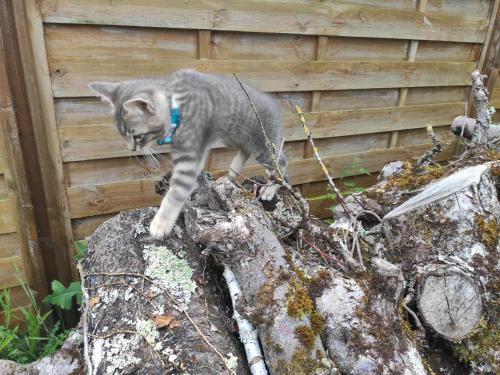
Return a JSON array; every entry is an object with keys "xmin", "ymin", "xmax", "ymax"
[
  {"xmin": 57, "ymin": 102, "xmax": 464, "ymax": 162},
  {"xmin": 0, "ymin": 199, "xmax": 16, "ymax": 235},
  {"xmin": 0, "ymin": 255, "xmax": 25, "ymax": 289},
  {"xmin": 66, "ymin": 143, "xmax": 454, "ymax": 218},
  {"xmin": 0, "ymin": 233, "xmax": 20, "ymax": 259},
  {"xmin": 48, "ymin": 58, "xmax": 475, "ymax": 97},
  {"xmin": 39, "ymin": 0, "xmax": 488, "ymax": 43}
]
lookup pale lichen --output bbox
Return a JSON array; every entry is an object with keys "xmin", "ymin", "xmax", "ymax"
[
  {"xmin": 135, "ymin": 319, "xmax": 159, "ymax": 346},
  {"xmin": 101, "ymin": 334, "xmax": 142, "ymax": 374},
  {"xmin": 143, "ymin": 244, "xmax": 196, "ymax": 308},
  {"xmin": 224, "ymin": 352, "xmax": 238, "ymax": 372}
]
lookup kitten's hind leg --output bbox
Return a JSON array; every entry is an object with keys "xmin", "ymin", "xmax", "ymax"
[
  {"xmin": 256, "ymin": 150, "xmax": 288, "ymax": 201},
  {"xmin": 228, "ymin": 149, "xmax": 250, "ymax": 177},
  {"xmin": 150, "ymin": 150, "xmax": 208, "ymax": 239}
]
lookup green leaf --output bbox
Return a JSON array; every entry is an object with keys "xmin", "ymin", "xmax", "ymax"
[
  {"xmin": 43, "ymin": 281, "xmax": 82, "ymax": 310},
  {"xmin": 74, "ymin": 240, "xmax": 87, "ymax": 261},
  {"xmin": 358, "ymin": 167, "xmax": 371, "ymax": 176}
]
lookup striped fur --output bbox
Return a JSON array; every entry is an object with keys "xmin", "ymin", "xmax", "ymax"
[{"xmin": 89, "ymin": 69, "xmax": 287, "ymax": 238}]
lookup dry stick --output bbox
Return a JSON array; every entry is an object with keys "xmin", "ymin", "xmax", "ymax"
[
  {"xmin": 416, "ymin": 125, "xmax": 444, "ymax": 168},
  {"xmin": 232, "ymin": 74, "xmax": 308, "ymax": 220},
  {"xmin": 83, "ymin": 271, "xmax": 237, "ymax": 375},
  {"xmin": 292, "ymin": 104, "xmax": 355, "ymax": 222},
  {"xmin": 77, "ymin": 263, "xmax": 93, "ymax": 375},
  {"xmin": 86, "ymin": 281, "xmax": 163, "ymax": 313}
]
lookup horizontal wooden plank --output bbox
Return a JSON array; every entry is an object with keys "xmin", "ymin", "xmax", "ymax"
[
  {"xmin": 64, "ymin": 141, "xmax": 305, "ymax": 187},
  {"xmin": 40, "ymin": 0, "xmax": 488, "ymax": 42},
  {"xmin": 210, "ymin": 31, "xmax": 316, "ymax": 61},
  {"xmin": 325, "ymin": 37, "xmax": 407, "ymax": 61},
  {"xmin": 67, "ymin": 178, "xmax": 162, "ymax": 218},
  {"xmin": 0, "ymin": 255, "xmax": 25, "ymax": 289},
  {"xmin": 66, "ymin": 143, "xmax": 455, "ymax": 218},
  {"xmin": 397, "ymin": 125, "xmax": 455, "ymax": 147},
  {"xmin": 0, "ymin": 199, "xmax": 16, "ymax": 235},
  {"xmin": 49, "ymin": 58, "xmax": 476, "ymax": 97},
  {"xmin": 45, "ymin": 24, "xmax": 198, "ymax": 60},
  {"xmin": 319, "ymin": 89, "xmax": 399, "ymax": 111},
  {"xmin": 416, "ymin": 41, "xmax": 481, "ymax": 62},
  {"xmin": 405, "ymin": 86, "xmax": 468, "ymax": 105},
  {"xmin": 57, "ymin": 102, "xmax": 464, "ymax": 161},
  {"xmin": 0, "ymin": 233, "xmax": 20, "ymax": 259},
  {"xmin": 238, "ymin": 142, "xmax": 455, "ymax": 185},
  {"xmin": 72, "ymin": 213, "xmax": 115, "ymax": 240}
]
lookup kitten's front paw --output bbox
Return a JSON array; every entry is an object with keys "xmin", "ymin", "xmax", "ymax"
[
  {"xmin": 150, "ymin": 213, "xmax": 175, "ymax": 239},
  {"xmin": 259, "ymin": 184, "xmax": 280, "ymax": 201}
]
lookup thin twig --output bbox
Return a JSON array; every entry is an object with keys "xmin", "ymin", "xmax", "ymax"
[
  {"xmin": 402, "ymin": 301, "xmax": 424, "ymax": 332},
  {"xmin": 77, "ymin": 263, "xmax": 93, "ymax": 375},
  {"xmin": 416, "ymin": 125, "xmax": 444, "ymax": 168},
  {"xmin": 233, "ymin": 74, "xmax": 306, "ymax": 218},
  {"xmin": 86, "ymin": 281, "xmax": 162, "ymax": 313},
  {"xmin": 228, "ymin": 168, "xmax": 266, "ymax": 186},
  {"xmin": 292, "ymin": 104, "xmax": 355, "ymax": 221},
  {"xmin": 299, "ymin": 234, "xmax": 330, "ymax": 263}
]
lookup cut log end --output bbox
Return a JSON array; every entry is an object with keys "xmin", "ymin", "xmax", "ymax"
[{"xmin": 418, "ymin": 268, "xmax": 482, "ymax": 341}]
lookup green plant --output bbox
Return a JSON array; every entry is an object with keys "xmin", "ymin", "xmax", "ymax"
[
  {"xmin": 43, "ymin": 280, "xmax": 82, "ymax": 310},
  {"xmin": 0, "ymin": 285, "xmax": 70, "ymax": 364},
  {"xmin": 306, "ymin": 159, "xmax": 372, "ymax": 219},
  {"xmin": 74, "ymin": 239, "xmax": 87, "ymax": 261}
]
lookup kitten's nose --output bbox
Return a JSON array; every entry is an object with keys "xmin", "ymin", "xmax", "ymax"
[{"xmin": 127, "ymin": 142, "xmax": 136, "ymax": 151}]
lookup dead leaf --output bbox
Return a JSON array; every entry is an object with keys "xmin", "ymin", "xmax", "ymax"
[
  {"xmin": 89, "ymin": 297, "xmax": 100, "ymax": 308},
  {"xmin": 154, "ymin": 314, "xmax": 181, "ymax": 329}
]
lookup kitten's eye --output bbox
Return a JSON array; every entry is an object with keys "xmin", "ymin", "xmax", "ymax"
[{"xmin": 133, "ymin": 134, "xmax": 143, "ymax": 141}]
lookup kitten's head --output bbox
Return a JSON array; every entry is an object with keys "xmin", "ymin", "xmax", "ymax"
[{"xmin": 88, "ymin": 80, "xmax": 169, "ymax": 151}]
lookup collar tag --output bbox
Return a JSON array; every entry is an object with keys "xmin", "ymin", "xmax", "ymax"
[{"xmin": 157, "ymin": 96, "xmax": 180, "ymax": 145}]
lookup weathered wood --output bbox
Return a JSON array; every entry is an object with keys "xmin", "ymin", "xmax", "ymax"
[
  {"xmin": 0, "ymin": 233, "xmax": 20, "ymax": 259},
  {"xmin": 0, "ymin": 255, "xmax": 25, "ymax": 289},
  {"xmin": 49, "ymin": 58, "xmax": 475, "ymax": 97},
  {"xmin": 83, "ymin": 207, "xmax": 252, "ymax": 375},
  {"xmin": 40, "ymin": 0, "xmax": 488, "ymax": 42},
  {"xmin": 65, "ymin": 143, "xmax": 454, "ymax": 219},
  {"xmin": 418, "ymin": 267, "xmax": 483, "ymax": 341},
  {"xmin": 57, "ymin": 102, "xmax": 464, "ymax": 162},
  {"xmin": 382, "ymin": 163, "xmax": 499, "ymax": 349},
  {"xmin": 0, "ymin": 3, "xmax": 48, "ymax": 295},
  {"xmin": 45, "ymin": 24, "xmax": 198, "ymax": 60},
  {"xmin": 198, "ymin": 30, "xmax": 211, "ymax": 59},
  {"xmin": 9, "ymin": 0, "xmax": 74, "ymax": 283},
  {"xmin": 389, "ymin": 0, "xmax": 426, "ymax": 150},
  {"xmin": 0, "ymin": 199, "xmax": 16, "ymax": 235}
]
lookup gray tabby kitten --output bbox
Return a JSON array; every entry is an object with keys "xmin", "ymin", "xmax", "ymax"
[{"xmin": 89, "ymin": 69, "xmax": 287, "ymax": 239}]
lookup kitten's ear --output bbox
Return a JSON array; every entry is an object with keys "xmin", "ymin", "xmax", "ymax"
[
  {"xmin": 88, "ymin": 82, "xmax": 119, "ymax": 108},
  {"xmin": 123, "ymin": 96, "xmax": 156, "ymax": 116}
]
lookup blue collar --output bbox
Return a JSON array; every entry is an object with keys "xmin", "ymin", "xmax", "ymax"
[{"xmin": 157, "ymin": 96, "xmax": 180, "ymax": 145}]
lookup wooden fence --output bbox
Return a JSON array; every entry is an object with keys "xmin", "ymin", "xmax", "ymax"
[{"xmin": 0, "ymin": 0, "xmax": 499, "ymax": 313}]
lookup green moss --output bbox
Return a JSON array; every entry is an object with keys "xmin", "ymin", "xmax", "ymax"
[
  {"xmin": 286, "ymin": 280, "xmax": 314, "ymax": 319},
  {"xmin": 294, "ymin": 325, "xmax": 316, "ymax": 349},
  {"xmin": 485, "ymin": 149, "xmax": 500, "ymax": 161},
  {"xmin": 474, "ymin": 214, "xmax": 499, "ymax": 248},
  {"xmin": 453, "ymin": 319, "xmax": 500, "ymax": 371},
  {"xmin": 275, "ymin": 348, "xmax": 327, "ymax": 375},
  {"xmin": 385, "ymin": 162, "xmax": 446, "ymax": 190},
  {"xmin": 310, "ymin": 311, "xmax": 325, "ymax": 335}
]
